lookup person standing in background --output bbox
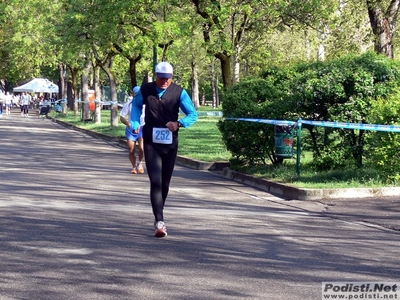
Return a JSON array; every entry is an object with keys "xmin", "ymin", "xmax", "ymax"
[
  {"xmin": 5, "ymin": 92, "xmax": 12, "ymax": 115},
  {"xmin": 19, "ymin": 94, "xmax": 24, "ymax": 116},
  {"xmin": 21, "ymin": 92, "xmax": 31, "ymax": 117},
  {"xmin": 120, "ymin": 86, "xmax": 145, "ymax": 174},
  {"xmin": 0, "ymin": 92, "xmax": 4, "ymax": 117},
  {"xmin": 130, "ymin": 62, "xmax": 198, "ymax": 238}
]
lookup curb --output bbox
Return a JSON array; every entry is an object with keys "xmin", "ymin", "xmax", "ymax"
[
  {"xmin": 51, "ymin": 117, "xmax": 122, "ymax": 143},
  {"xmin": 50, "ymin": 117, "xmax": 399, "ymax": 201},
  {"xmin": 221, "ymin": 169, "xmax": 400, "ymax": 200},
  {"xmin": 175, "ymin": 156, "xmax": 230, "ymax": 171}
]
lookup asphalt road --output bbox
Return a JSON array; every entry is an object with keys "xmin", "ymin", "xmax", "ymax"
[{"xmin": 0, "ymin": 110, "xmax": 399, "ymax": 300}]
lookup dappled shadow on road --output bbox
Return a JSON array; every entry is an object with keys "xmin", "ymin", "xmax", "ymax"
[
  {"xmin": 318, "ymin": 197, "xmax": 400, "ymax": 231},
  {"xmin": 1, "ymin": 204, "xmax": 399, "ymax": 300}
]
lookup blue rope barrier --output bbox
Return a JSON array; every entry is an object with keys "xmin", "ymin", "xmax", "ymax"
[
  {"xmin": 300, "ymin": 119, "xmax": 400, "ymax": 133},
  {"xmin": 228, "ymin": 117, "xmax": 400, "ymax": 177},
  {"xmin": 227, "ymin": 118, "xmax": 297, "ymax": 126},
  {"xmin": 228, "ymin": 118, "xmax": 400, "ymax": 133}
]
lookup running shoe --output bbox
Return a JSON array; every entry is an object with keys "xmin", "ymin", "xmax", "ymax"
[
  {"xmin": 137, "ymin": 164, "xmax": 145, "ymax": 174},
  {"xmin": 154, "ymin": 221, "xmax": 167, "ymax": 238},
  {"xmin": 131, "ymin": 168, "xmax": 137, "ymax": 174}
]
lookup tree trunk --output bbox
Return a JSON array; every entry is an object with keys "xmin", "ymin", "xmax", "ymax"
[
  {"xmin": 93, "ymin": 65, "xmax": 101, "ymax": 124},
  {"xmin": 111, "ymin": 42, "xmax": 142, "ymax": 89},
  {"xmin": 58, "ymin": 63, "xmax": 65, "ymax": 102},
  {"xmin": 62, "ymin": 68, "xmax": 68, "ymax": 114},
  {"xmin": 128, "ymin": 54, "xmax": 142, "ymax": 88},
  {"xmin": 244, "ymin": 58, "xmax": 249, "ymax": 77},
  {"xmin": 191, "ymin": 61, "xmax": 200, "ymax": 109},
  {"xmin": 304, "ymin": 30, "xmax": 311, "ymax": 60},
  {"xmin": 211, "ymin": 62, "xmax": 217, "ymax": 108},
  {"xmin": 366, "ymin": 0, "xmax": 400, "ymax": 58},
  {"xmin": 94, "ymin": 53, "xmax": 118, "ymax": 127},
  {"xmin": 215, "ymin": 76, "xmax": 220, "ymax": 109},
  {"xmin": 233, "ymin": 45, "xmax": 241, "ymax": 84},
  {"xmin": 67, "ymin": 81, "xmax": 75, "ymax": 116},
  {"xmin": 69, "ymin": 67, "xmax": 79, "ymax": 117},
  {"xmin": 215, "ymin": 52, "xmax": 232, "ymax": 88},
  {"xmin": 106, "ymin": 68, "xmax": 119, "ymax": 127},
  {"xmin": 63, "ymin": 67, "xmax": 69, "ymax": 105},
  {"xmin": 81, "ymin": 60, "xmax": 91, "ymax": 121},
  {"xmin": 129, "ymin": 59, "xmax": 138, "ymax": 88},
  {"xmin": 318, "ymin": 22, "xmax": 328, "ymax": 61},
  {"xmin": 100, "ymin": 58, "xmax": 119, "ymax": 127},
  {"xmin": 192, "ymin": 0, "xmax": 247, "ymax": 89}
]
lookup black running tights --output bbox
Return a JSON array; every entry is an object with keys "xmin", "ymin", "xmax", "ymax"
[{"xmin": 144, "ymin": 142, "xmax": 178, "ymax": 222}]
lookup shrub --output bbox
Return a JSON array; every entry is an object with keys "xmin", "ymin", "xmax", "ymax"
[
  {"xmin": 219, "ymin": 52, "xmax": 400, "ymax": 172},
  {"xmin": 218, "ymin": 77, "xmax": 295, "ymax": 167},
  {"xmin": 365, "ymin": 92, "xmax": 400, "ymax": 177},
  {"xmin": 292, "ymin": 52, "xmax": 400, "ymax": 169}
]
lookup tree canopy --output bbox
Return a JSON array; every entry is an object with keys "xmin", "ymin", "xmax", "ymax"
[{"xmin": 0, "ymin": 0, "xmax": 399, "ymax": 94}]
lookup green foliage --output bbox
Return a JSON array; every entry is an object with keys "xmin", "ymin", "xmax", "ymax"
[
  {"xmin": 1, "ymin": 0, "xmax": 61, "ymax": 83},
  {"xmin": 218, "ymin": 77, "xmax": 295, "ymax": 166},
  {"xmin": 292, "ymin": 52, "xmax": 400, "ymax": 170},
  {"xmin": 311, "ymin": 147, "xmax": 350, "ymax": 171},
  {"xmin": 219, "ymin": 52, "xmax": 400, "ymax": 176},
  {"xmin": 365, "ymin": 92, "xmax": 400, "ymax": 178}
]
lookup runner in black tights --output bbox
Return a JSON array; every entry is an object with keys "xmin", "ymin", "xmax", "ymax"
[{"xmin": 130, "ymin": 62, "xmax": 198, "ymax": 238}]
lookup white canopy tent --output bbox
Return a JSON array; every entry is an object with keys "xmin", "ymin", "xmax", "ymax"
[{"xmin": 13, "ymin": 78, "xmax": 59, "ymax": 93}]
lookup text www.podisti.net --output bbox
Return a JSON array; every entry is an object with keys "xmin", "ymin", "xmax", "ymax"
[{"xmin": 322, "ymin": 282, "xmax": 399, "ymax": 299}]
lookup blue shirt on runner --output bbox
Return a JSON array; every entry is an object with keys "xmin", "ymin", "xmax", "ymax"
[{"xmin": 130, "ymin": 86, "xmax": 197, "ymax": 130}]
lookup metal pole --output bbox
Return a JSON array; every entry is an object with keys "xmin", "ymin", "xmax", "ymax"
[{"xmin": 296, "ymin": 119, "xmax": 302, "ymax": 177}]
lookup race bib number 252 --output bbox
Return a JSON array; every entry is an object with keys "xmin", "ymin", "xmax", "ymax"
[{"xmin": 152, "ymin": 128, "xmax": 173, "ymax": 144}]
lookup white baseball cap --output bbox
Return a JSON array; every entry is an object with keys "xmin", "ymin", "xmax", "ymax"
[{"xmin": 155, "ymin": 62, "xmax": 173, "ymax": 79}]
